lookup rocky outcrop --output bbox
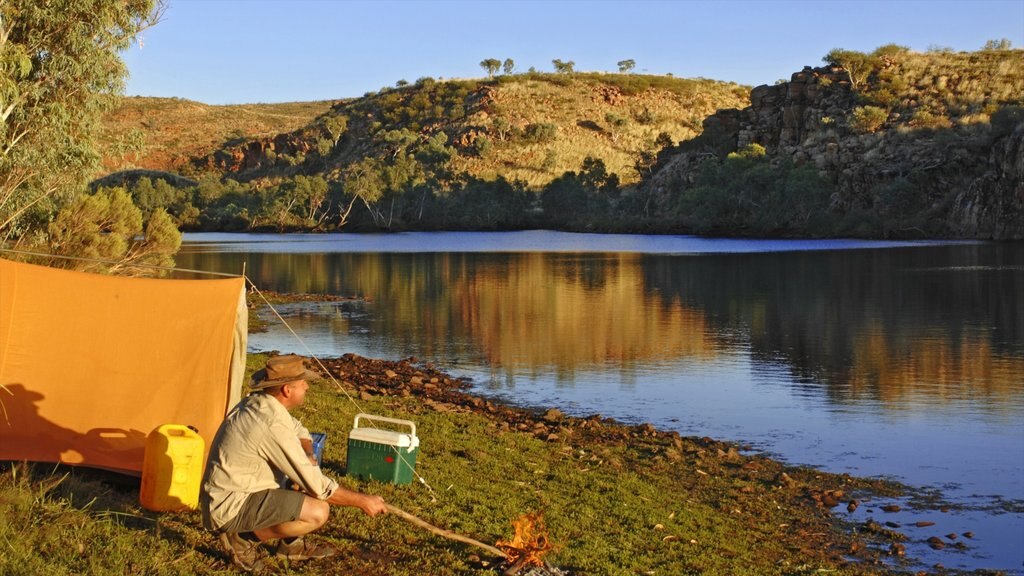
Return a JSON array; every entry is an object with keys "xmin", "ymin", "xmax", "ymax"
[
  {"xmin": 949, "ymin": 126, "xmax": 1024, "ymax": 238},
  {"xmin": 192, "ymin": 129, "xmax": 323, "ymax": 175},
  {"xmin": 643, "ymin": 64, "xmax": 1024, "ymax": 239}
]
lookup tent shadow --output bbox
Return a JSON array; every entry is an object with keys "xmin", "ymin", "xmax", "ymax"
[{"xmin": 1, "ymin": 383, "xmax": 148, "ymax": 473}]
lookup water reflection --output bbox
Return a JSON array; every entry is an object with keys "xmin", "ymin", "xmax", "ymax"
[
  {"xmin": 640, "ymin": 246, "xmax": 1024, "ymax": 410},
  {"xmin": 180, "ymin": 245, "xmax": 1024, "ymax": 410}
]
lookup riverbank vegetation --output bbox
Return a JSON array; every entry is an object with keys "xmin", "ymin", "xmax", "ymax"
[{"xmin": 2, "ymin": 352, "xmax": 940, "ymax": 576}]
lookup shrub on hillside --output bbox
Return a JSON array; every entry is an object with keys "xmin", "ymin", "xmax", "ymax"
[
  {"xmin": 523, "ymin": 122, "xmax": 558, "ymax": 143},
  {"xmin": 850, "ymin": 106, "xmax": 888, "ymax": 133}
]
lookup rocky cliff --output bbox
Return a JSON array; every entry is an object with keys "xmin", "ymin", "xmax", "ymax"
[{"xmin": 643, "ymin": 51, "xmax": 1024, "ymax": 239}]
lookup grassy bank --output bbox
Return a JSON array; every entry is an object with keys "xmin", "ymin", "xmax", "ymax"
[{"xmin": 2, "ymin": 353, "xmax": 933, "ymax": 575}]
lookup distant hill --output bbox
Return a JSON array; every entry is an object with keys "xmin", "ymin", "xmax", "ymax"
[
  {"xmin": 100, "ymin": 74, "xmax": 749, "ymax": 188},
  {"xmin": 96, "ymin": 49, "xmax": 1023, "ymax": 239},
  {"xmin": 97, "ymin": 97, "xmax": 335, "ymax": 173},
  {"xmin": 640, "ymin": 47, "xmax": 1024, "ymax": 239}
]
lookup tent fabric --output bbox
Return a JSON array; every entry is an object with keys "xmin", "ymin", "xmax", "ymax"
[{"xmin": 0, "ymin": 257, "xmax": 247, "ymax": 474}]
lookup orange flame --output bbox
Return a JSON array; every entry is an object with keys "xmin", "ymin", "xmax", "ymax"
[{"xmin": 496, "ymin": 511, "xmax": 553, "ymax": 567}]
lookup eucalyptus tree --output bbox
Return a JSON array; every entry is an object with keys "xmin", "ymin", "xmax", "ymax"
[
  {"xmin": 0, "ymin": 0, "xmax": 165, "ymax": 246},
  {"xmin": 480, "ymin": 58, "xmax": 501, "ymax": 77},
  {"xmin": 552, "ymin": 59, "xmax": 575, "ymax": 74}
]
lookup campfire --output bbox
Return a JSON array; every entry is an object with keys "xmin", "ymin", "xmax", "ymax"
[
  {"xmin": 497, "ymin": 512, "xmax": 565, "ymax": 575},
  {"xmin": 387, "ymin": 504, "xmax": 568, "ymax": 575}
]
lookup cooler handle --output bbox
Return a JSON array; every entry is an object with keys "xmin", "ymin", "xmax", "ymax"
[{"xmin": 353, "ymin": 413, "xmax": 416, "ymax": 437}]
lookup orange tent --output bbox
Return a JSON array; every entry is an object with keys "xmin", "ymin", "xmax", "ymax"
[{"xmin": 0, "ymin": 257, "xmax": 247, "ymax": 474}]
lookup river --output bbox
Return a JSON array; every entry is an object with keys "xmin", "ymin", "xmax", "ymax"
[{"xmin": 177, "ymin": 231, "xmax": 1024, "ymax": 573}]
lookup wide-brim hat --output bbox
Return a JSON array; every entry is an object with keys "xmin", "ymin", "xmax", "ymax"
[{"xmin": 250, "ymin": 355, "xmax": 319, "ymax": 391}]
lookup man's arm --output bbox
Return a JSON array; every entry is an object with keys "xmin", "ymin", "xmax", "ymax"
[
  {"xmin": 299, "ymin": 437, "xmax": 317, "ymax": 465},
  {"xmin": 326, "ymin": 485, "xmax": 388, "ymax": 516}
]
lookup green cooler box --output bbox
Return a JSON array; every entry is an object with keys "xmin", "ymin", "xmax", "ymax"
[{"xmin": 346, "ymin": 413, "xmax": 419, "ymax": 484}]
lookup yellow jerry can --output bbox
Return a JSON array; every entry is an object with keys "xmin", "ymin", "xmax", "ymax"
[{"xmin": 139, "ymin": 424, "xmax": 205, "ymax": 512}]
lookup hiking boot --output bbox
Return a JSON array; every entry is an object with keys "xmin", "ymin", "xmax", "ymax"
[
  {"xmin": 218, "ymin": 531, "xmax": 263, "ymax": 572},
  {"xmin": 275, "ymin": 536, "xmax": 338, "ymax": 561}
]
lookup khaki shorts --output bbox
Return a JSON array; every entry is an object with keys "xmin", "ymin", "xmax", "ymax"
[{"xmin": 220, "ymin": 488, "xmax": 306, "ymax": 534}]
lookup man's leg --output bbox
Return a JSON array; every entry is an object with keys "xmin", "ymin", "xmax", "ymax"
[
  {"xmin": 214, "ymin": 489, "xmax": 319, "ymax": 569},
  {"xmin": 252, "ymin": 495, "xmax": 328, "ymax": 540}
]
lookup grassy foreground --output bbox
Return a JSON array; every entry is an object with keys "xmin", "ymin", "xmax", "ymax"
[{"xmin": 2, "ymin": 353, "xmax": 928, "ymax": 575}]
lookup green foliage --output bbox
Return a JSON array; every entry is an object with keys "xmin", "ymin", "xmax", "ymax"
[
  {"xmin": 982, "ymin": 38, "xmax": 1013, "ymax": 50},
  {"xmin": 130, "ymin": 177, "xmax": 182, "ymax": 219},
  {"xmin": 415, "ymin": 132, "xmax": 454, "ymax": 165},
  {"xmin": 672, "ymin": 154, "xmax": 833, "ymax": 235},
  {"xmin": 634, "ymin": 150, "xmax": 658, "ymax": 178},
  {"xmin": 572, "ymin": 72, "xmax": 736, "ymax": 97},
  {"xmin": 491, "ymin": 116, "xmax": 513, "ymax": 141},
  {"xmin": 551, "ymin": 59, "xmax": 575, "ymax": 74},
  {"xmin": 850, "ymin": 106, "xmax": 888, "ymax": 133},
  {"xmin": 372, "ymin": 80, "xmax": 472, "ymax": 132},
  {"xmin": 523, "ymin": 122, "xmax": 558, "ymax": 143},
  {"xmin": 541, "ymin": 157, "xmax": 619, "ymax": 226},
  {"xmin": 634, "ymin": 107, "xmax": 656, "ymax": 125},
  {"xmin": 502, "ymin": 58, "xmax": 515, "ymax": 75},
  {"xmin": 655, "ymin": 131, "xmax": 674, "ymax": 148},
  {"xmin": 823, "ymin": 48, "xmax": 876, "ymax": 88},
  {"xmin": 47, "ymin": 187, "xmax": 181, "ymax": 274},
  {"xmin": 0, "ymin": 0, "xmax": 163, "ymax": 244},
  {"xmin": 909, "ymin": 109, "xmax": 951, "ymax": 130},
  {"xmin": 472, "ymin": 134, "xmax": 492, "ymax": 158},
  {"xmin": 871, "ymin": 44, "xmax": 910, "ymax": 60},
  {"xmin": 442, "ymin": 176, "xmax": 532, "ymax": 229},
  {"xmin": 604, "ymin": 113, "xmax": 628, "ymax": 128},
  {"xmin": 542, "ymin": 149, "xmax": 558, "ymax": 171},
  {"xmin": 727, "ymin": 143, "xmax": 767, "ymax": 159},
  {"xmin": 479, "ymin": 58, "xmax": 501, "ymax": 77},
  {"xmin": 617, "ymin": 59, "xmax": 636, "ymax": 73}
]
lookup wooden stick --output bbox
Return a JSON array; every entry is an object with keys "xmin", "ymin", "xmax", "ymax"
[
  {"xmin": 502, "ymin": 555, "xmax": 531, "ymax": 576},
  {"xmin": 385, "ymin": 503, "xmax": 509, "ymax": 559}
]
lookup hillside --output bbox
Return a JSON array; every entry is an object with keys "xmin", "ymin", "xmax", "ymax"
[
  {"xmin": 185, "ymin": 73, "xmax": 749, "ymax": 187},
  {"xmin": 95, "ymin": 49, "xmax": 1023, "ymax": 238},
  {"xmin": 640, "ymin": 47, "xmax": 1024, "ymax": 239},
  {"xmin": 97, "ymin": 97, "xmax": 336, "ymax": 173}
]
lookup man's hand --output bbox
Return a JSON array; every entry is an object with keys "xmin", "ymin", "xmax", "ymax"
[
  {"xmin": 359, "ymin": 494, "xmax": 388, "ymax": 517},
  {"xmin": 326, "ymin": 485, "xmax": 388, "ymax": 517}
]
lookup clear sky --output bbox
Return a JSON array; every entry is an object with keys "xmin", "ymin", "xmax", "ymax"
[{"xmin": 123, "ymin": 0, "xmax": 1024, "ymax": 105}]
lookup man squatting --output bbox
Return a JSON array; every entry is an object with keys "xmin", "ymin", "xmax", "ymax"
[{"xmin": 201, "ymin": 355, "xmax": 388, "ymax": 570}]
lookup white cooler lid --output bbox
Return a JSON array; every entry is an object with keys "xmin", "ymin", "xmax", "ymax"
[{"xmin": 349, "ymin": 427, "xmax": 420, "ymax": 449}]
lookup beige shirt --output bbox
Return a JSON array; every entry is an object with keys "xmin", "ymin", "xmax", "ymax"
[{"xmin": 201, "ymin": 392, "xmax": 338, "ymax": 531}]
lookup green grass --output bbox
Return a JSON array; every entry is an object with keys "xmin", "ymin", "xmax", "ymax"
[{"xmin": 1, "ymin": 352, "xmax": 912, "ymax": 575}]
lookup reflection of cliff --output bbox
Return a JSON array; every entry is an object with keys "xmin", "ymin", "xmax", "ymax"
[
  {"xmin": 179, "ymin": 251, "xmax": 726, "ymax": 372},
  {"xmin": 447, "ymin": 253, "xmax": 719, "ymax": 370},
  {"xmin": 178, "ymin": 242, "xmax": 1024, "ymax": 405},
  {"xmin": 643, "ymin": 243, "xmax": 1024, "ymax": 404},
  {"xmin": 847, "ymin": 325, "xmax": 1024, "ymax": 405}
]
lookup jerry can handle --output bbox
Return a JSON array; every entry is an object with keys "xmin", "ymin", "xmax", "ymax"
[
  {"xmin": 353, "ymin": 413, "xmax": 416, "ymax": 437},
  {"xmin": 156, "ymin": 423, "xmax": 197, "ymax": 437}
]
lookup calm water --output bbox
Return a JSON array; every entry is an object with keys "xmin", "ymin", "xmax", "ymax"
[{"xmin": 178, "ymin": 231, "xmax": 1024, "ymax": 572}]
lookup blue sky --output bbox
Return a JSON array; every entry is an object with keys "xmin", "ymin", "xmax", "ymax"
[{"xmin": 123, "ymin": 0, "xmax": 1024, "ymax": 105}]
